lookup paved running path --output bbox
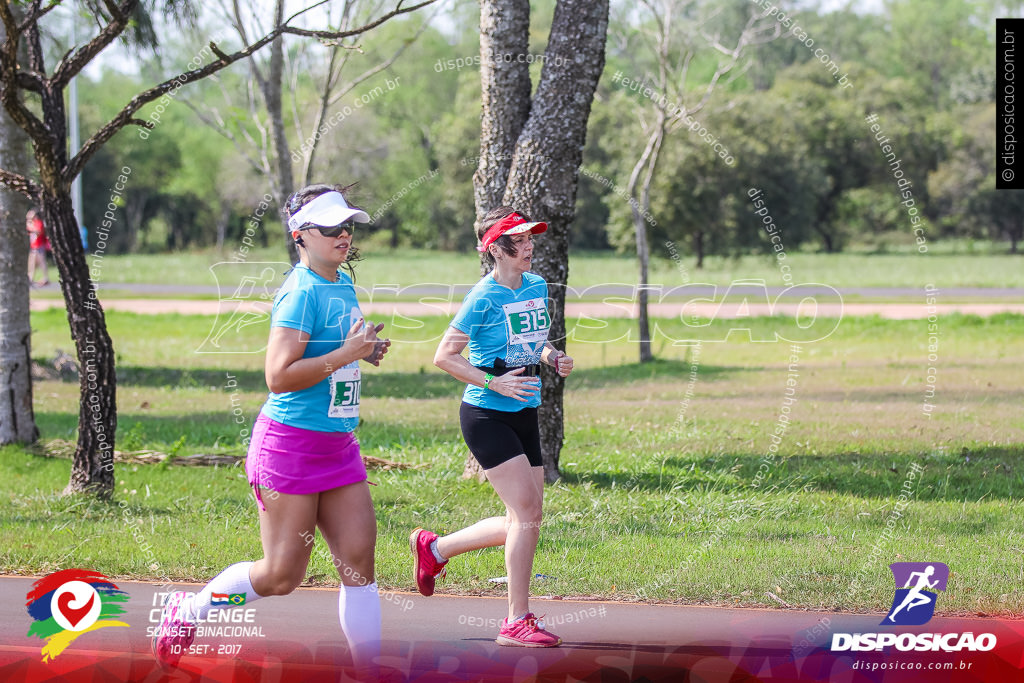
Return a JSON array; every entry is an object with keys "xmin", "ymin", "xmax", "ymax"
[
  {"xmin": 3, "ymin": 577, "xmax": 1023, "ymax": 682},
  {"xmin": 29, "ymin": 280, "xmax": 1024, "ymax": 320},
  {"xmin": 29, "ymin": 297, "xmax": 1024, "ymax": 319}
]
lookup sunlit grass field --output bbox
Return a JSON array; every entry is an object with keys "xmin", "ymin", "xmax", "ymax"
[
  {"xmin": 3, "ymin": 309, "xmax": 1022, "ymax": 616},
  {"xmin": 45, "ymin": 242, "xmax": 1024, "ymax": 295}
]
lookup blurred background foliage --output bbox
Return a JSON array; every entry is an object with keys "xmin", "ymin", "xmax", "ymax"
[{"xmin": 71, "ymin": 0, "xmax": 1019, "ymax": 261}]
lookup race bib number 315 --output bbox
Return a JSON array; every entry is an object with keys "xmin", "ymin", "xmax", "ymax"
[
  {"xmin": 329, "ymin": 363, "xmax": 361, "ymax": 418},
  {"xmin": 502, "ymin": 298, "xmax": 550, "ymax": 345}
]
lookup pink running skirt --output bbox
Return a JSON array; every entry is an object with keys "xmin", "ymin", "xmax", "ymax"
[{"xmin": 245, "ymin": 413, "xmax": 367, "ymax": 510}]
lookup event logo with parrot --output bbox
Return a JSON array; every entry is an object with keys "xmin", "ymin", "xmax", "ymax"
[{"xmin": 25, "ymin": 569, "xmax": 130, "ymax": 662}]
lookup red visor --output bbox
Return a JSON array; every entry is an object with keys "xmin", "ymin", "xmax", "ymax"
[{"xmin": 477, "ymin": 213, "xmax": 548, "ymax": 252}]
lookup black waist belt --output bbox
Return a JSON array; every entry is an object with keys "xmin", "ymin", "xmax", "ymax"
[{"xmin": 476, "ymin": 364, "xmax": 540, "ymax": 377}]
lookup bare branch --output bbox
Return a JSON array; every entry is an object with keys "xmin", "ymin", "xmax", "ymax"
[
  {"xmin": 231, "ymin": 0, "xmax": 269, "ymax": 92},
  {"xmin": 101, "ymin": 0, "xmax": 125, "ymax": 20},
  {"xmin": 283, "ymin": 0, "xmax": 335, "ymax": 26},
  {"xmin": 52, "ymin": 0, "xmax": 139, "ymax": 89},
  {"xmin": 655, "ymin": 1, "xmax": 671, "ymax": 96},
  {"xmin": 230, "ymin": 0, "xmax": 252, "ymax": 44},
  {"xmin": 24, "ymin": 0, "xmax": 48, "ymax": 74},
  {"xmin": 15, "ymin": 70, "xmax": 47, "ymax": 93},
  {"xmin": 299, "ymin": 0, "xmax": 420, "ymax": 183},
  {"xmin": 66, "ymin": 33, "xmax": 274, "ymax": 183},
  {"xmin": 244, "ymin": 74, "xmax": 265, "ymax": 151},
  {"xmin": 300, "ymin": 46, "xmax": 342, "ymax": 184},
  {"xmin": 0, "ymin": 5, "xmax": 21, "ymax": 81},
  {"xmin": 179, "ymin": 98, "xmax": 268, "ymax": 178},
  {"xmin": 325, "ymin": 12, "xmax": 432, "ymax": 107},
  {"xmin": 281, "ymin": 0, "xmax": 437, "ymax": 41},
  {"xmin": 210, "ymin": 42, "xmax": 231, "ymax": 61},
  {"xmin": 51, "ymin": 46, "xmax": 75, "ymax": 78},
  {"xmin": 66, "ymin": 0, "xmax": 437, "ymax": 182},
  {"xmin": 16, "ymin": 0, "xmax": 63, "ymax": 34},
  {"xmin": 288, "ymin": 46, "xmax": 304, "ymax": 143},
  {"xmin": 0, "ymin": 168, "xmax": 40, "ymax": 197},
  {"xmin": 0, "ymin": 3, "xmax": 50, "ymax": 144},
  {"xmin": 689, "ymin": 11, "xmax": 778, "ymax": 115}
]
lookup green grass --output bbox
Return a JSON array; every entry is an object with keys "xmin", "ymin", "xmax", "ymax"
[
  {"xmin": 73, "ymin": 243, "xmax": 1024, "ymax": 293},
  {"xmin": 5, "ymin": 310, "xmax": 1024, "ymax": 615}
]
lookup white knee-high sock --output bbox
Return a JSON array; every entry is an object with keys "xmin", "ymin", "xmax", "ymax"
[
  {"xmin": 338, "ymin": 582, "xmax": 381, "ymax": 673},
  {"xmin": 188, "ymin": 561, "xmax": 263, "ymax": 621}
]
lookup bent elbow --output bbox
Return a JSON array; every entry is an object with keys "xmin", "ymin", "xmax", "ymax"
[{"xmin": 265, "ymin": 373, "xmax": 286, "ymax": 395}]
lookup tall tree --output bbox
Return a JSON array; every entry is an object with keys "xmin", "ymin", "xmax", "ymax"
[
  {"xmin": 189, "ymin": 0, "xmax": 435, "ymax": 262},
  {"xmin": 615, "ymin": 0, "xmax": 779, "ymax": 362},
  {"xmin": 470, "ymin": 0, "xmax": 609, "ymax": 482},
  {"xmin": 930, "ymin": 103, "xmax": 1024, "ymax": 252},
  {"xmin": 0, "ymin": 9, "xmax": 36, "ymax": 445},
  {"xmin": 884, "ymin": 0, "xmax": 990, "ymax": 106},
  {"xmin": 0, "ymin": 0, "xmax": 433, "ymax": 498}
]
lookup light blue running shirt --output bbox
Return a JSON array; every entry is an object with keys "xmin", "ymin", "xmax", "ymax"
[
  {"xmin": 261, "ymin": 264, "xmax": 362, "ymax": 432},
  {"xmin": 450, "ymin": 271, "xmax": 550, "ymax": 412}
]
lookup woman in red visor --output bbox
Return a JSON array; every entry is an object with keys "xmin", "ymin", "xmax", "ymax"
[{"xmin": 412, "ymin": 206, "xmax": 574, "ymax": 648}]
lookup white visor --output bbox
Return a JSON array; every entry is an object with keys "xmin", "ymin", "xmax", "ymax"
[
  {"xmin": 287, "ymin": 191, "xmax": 370, "ymax": 231},
  {"xmin": 503, "ymin": 221, "xmax": 546, "ymax": 235}
]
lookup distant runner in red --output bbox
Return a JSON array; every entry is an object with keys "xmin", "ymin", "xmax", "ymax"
[
  {"xmin": 412, "ymin": 206, "xmax": 574, "ymax": 648},
  {"xmin": 26, "ymin": 208, "xmax": 50, "ymax": 286}
]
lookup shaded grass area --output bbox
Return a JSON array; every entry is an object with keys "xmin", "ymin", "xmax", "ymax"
[
  {"xmin": 562, "ymin": 445, "xmax": 1023, "ymax": 502},
  {"xmin": 6, "ymin": 311, "xmax": 1024, "ymax": 615}
]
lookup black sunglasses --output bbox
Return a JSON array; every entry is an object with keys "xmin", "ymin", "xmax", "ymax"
[{"xmin": 304, "ymin": 221, "xmax": 355, "ymax": 238}]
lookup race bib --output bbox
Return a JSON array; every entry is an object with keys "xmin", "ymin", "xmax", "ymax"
[
  {"xmin": 328, "ymin": 363, "xmax": 361, "ymax": 418},
  {"xmin": 502, "ymin": 298, "xmax": 550, "ymax": 346}
]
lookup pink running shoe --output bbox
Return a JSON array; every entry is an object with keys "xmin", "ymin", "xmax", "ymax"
[
  {"xmin": 496, "ymin": 612, "xmax": 562, "ymax": 648},
  {"xmin": 152, "ymin": 591, "xmax": 197, "ymax": 669},
  {"xmin": 409, "ymin": 527, "xmax": 447, "ymax": 596}
]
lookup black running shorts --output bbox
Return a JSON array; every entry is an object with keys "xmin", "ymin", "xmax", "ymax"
[{"xmin": 459, "ymin": 403, "xmax": 542, "ymax": 470}]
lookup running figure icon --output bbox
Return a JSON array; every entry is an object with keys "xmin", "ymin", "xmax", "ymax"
[{"xmin": 886, "ymin": 565, "xmax": 939, "ymax": 622}]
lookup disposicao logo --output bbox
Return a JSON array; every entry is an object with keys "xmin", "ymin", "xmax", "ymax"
[
  {"xmin": 884, "ymin": 562, "xmax": 948, "ymax": 626},
  {"xmin": 831, "ymin": 562, "xmax": 996, "ymax": 653},
  {"xmin": 25, "ymin": 569, "xmax": 130, "ymax": 662}
]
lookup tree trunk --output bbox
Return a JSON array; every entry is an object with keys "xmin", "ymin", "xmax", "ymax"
[
  {"xmin": 694, "ymin": 229, "xmax": 705, "ymax": 269},
  {"xmin": 25, "ymin": 49, "xmax": 118, "ymax": 496},
  {"xmin": 626, "ymin": 122, "xmax": 665, "ymax": 365},
  {"xmin": 0, "ymin": 0, "xmax": 436, "ymax": 499},
  {"xmin": 815, "ymin": 224, "xmax": 835, "ymax": 253},
  {"xmin": 475, "ymin": 0, "xmax": 608, "ymax": 483},
  {"xmin": 42, "ymin": 191, "xmax": 117, "ymax": 497},
  {"xmin": 473, "ymin": 0, "xmax": 532, "ymax": 225},
  {"xmin": 462, "ymin": 0, "xmax": 534, "ymax": 483},
  {"xmin": 637, "ymin": 253, "xmax": 651, "ymax": 362},
  {"xmin": 0, "ymin": 107, "xmax": 38, "ymax": 445},
  {"xmin": 616, "ymin": 2, "xmax": 778, "ymax": 360},
  {"xmin": 215, "ymin": 204, "xmax": 229, "ymax": 254},
  {"xmin": 262, "ymin": 1, "xmax": 298, "ymax": 264}
]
